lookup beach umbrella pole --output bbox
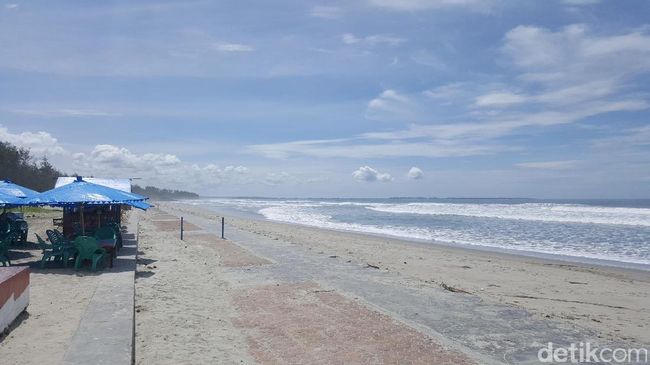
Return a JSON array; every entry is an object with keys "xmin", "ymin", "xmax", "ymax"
[{"xmin": 80, "ymin": 204, "xmax": 85, "ymax": 235}]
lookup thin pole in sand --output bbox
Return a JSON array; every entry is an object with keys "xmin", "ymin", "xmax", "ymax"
[
  {"xmin": 221, "ymin": 217, "xmax": 225, "ymax": 239},
  {"xmin": 180, "ymin": 216, "xmax": 184, "ymax": 241}
]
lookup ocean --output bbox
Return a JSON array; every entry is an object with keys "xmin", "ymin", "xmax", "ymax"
[{"xmin": 185, "ymin": 197, "xmax": 650, "ymax": 270}]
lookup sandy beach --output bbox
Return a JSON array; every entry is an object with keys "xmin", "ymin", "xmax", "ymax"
[
  {"xmin": 131, "ymin": 201, "xmax": 650, "ymax": 364},
  {"xmin": 0, "ymin": 209, "xmax": 104, "ymax": 364},
  {"xmin": 0, "ymin": 202, "xmax": 648, "ymax": 364}
]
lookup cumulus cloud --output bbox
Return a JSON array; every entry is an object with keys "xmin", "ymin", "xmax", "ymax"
[
  {"xmin": 407, "ymin": 167, "xmax": 424, "ymax": 180},
  {"xmin": 0, "ymin": 125, "xmax": 66, "ymax": 157},
  {"xmin": 67, "ymin": 144, "xmax": 251, "ymax": 191},
  {"xmin": 81, "ymin": 144, "xmax": 181, "ymax": 170},
  {"xmin": 352, "ymin": 166, "xmax": 393, "ymax": 182}
]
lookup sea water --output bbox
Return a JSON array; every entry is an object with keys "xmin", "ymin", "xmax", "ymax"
[{"xmin": 185, "ymin": 197, "xmax": 650, "ymax": 269}]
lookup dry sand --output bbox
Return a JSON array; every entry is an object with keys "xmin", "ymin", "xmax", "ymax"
[
  {"xmin": 160, "ymin": 202, "xmax": 650, "ymax": 346},
  {"xmin": 0, "ymin": 209, "xmax": 104, "ymax": 365},
  {"xmin": 134, "ymin": 213, "xmax": 254, "ymax": 364},
  {"xmin": 3, "ymin": 203, "xmax": 648, "ymax": 364},
  {"xmin": 135, "ymin": 207, "xmax": 480, "ymax": 364}
]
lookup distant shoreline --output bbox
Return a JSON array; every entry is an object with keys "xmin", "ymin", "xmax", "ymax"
[
  {"xmin": 178, "ymin": 197, "xmax": 650, "ymax": 272},
  {"xmin": 189, "ymin": 202, "xmax": 650, "ymax": 274}
]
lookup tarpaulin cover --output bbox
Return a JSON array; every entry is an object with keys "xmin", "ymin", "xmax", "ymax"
[
  {"xmin": 125, "ymin": 200, "xmax": 152, "ymax": 210},
  {"xmin": 0, "ymin": 180, "xmax": 38, "ymax": 199},
  {"xmin": 0, "ymin": 191, "xmax": 24, "ymax": 206},
  {"xmin": 29, "ymin": 177, "xmax": 147, "ymax": 207}
]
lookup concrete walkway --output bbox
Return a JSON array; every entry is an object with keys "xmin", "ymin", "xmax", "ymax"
[
  {"xmin": 162, "ymin": 206, "xmax": 624, "ymax": 365},
  {"xmin": 62, "ymin": 217, "xmax": 138, "ymax": 365}
]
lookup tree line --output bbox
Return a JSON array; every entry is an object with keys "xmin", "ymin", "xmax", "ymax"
[
  {"xmin": 132, "ymin": 185, "xmax": 199, "ymax": 200},
  {"xmin": 0, "ymin": 141, "xmax": 63, "ymax": 192},
  {"xmin": 1, "ymin": 140, "xmax": 199, "ymax": 199}
]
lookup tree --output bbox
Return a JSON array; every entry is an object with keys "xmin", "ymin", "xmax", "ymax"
[{"xmin": 0, "ymin": 141, "xmax": 64, "ymax": 192}]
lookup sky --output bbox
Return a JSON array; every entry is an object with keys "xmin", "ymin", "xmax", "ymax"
[{"xmin": 1, "ymin": 0, "xmax": 650, "ymax": 198}]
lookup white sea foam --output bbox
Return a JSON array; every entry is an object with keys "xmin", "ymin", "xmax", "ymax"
[
  {"xmin": 257, "ymin": 205, "xmax": 650, "ymax": 266},
  {"xmin": 258, "ymin": 206, "xmax": 434, "ymax": 241},
  {"xmin": 188, "ymin": 198, "xmax": 650, "ymax": 266},
  {"xmin": 367, "ymin": 203, "xmax": 650, "ymax": 227}
]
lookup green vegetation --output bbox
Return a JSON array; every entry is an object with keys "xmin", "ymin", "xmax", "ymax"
[
  {"xmin": 0, "ymin": 141, "xmax": 64, "ymax": 192},
  {"xmin": 132, "ymin": 185, "xmax": 199, "ymax": 200},
  {"xmin": 0, "ymin": 140, "xmax": 199, "ymax": 199}
]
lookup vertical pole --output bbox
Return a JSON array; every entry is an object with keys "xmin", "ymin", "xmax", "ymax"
[
  {"xmin": 80, "ymin": 205, "xmax": 85, "ymax": 236},
  {"xmin": 221, "ymin": 217, "xmax": 225, "ymax": 239},
  {"xmin": 180, "ymin": 216, "xmax": 184, "ymax": 241}
]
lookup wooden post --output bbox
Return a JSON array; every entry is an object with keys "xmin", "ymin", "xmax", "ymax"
[
  {"xmin": 180, "ymin": 216, "xmax": 184, "ymax": 241},
  {"xmin": 221, "ymin": 217, "xmax": 225, "ymax": 239}
]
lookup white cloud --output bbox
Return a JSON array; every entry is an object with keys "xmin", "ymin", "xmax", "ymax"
[
  {"xmin": 0, "ymin": 125, "xmax": 66, "ymax": 157},
  {"xmin": 352, "ymin": 166, "xmax": 393, "ymax": 182},
  {"xmin": 5, "ymin": 4, "xmax": 18, "ymax": 9},
  {"xmin": 503, "ymin": 24, "xmax": 650, "ymax": 81},
  {"xmin": 592, "ymin": 125, "xmax": 650, "ymax": 149},
  {"xmin": 516, "ymin": 160, "xmax": 582, "ymax": 170},
  {"xmin": 342, "ymin": 33, "xmax": 360, "ymax": 45},
  {"xmin": 365, "ymin": 89, "xmax": 419, "ymax": 121},
  {"xmin": 310, "ymin": 6, "xmax": 343, "ymax": 19},
  {"xmin": 342, "ymin": 33, "xmax": 406, "ymax": 46},
  {"xmin": 78, "ymin": 144, "xmax": 181, "ymax": 171},
  {"xmin": 224, "ymin": 165, "xmax": 249, "ymax": 174},
  {"xmin": 407, "ymin": 167, "xmax": 424, "ymax": 180},
  {"xmin": 68, "ymin": 144, "xmax": 251, "ymax": 190},
  {"xmin": 212, "ymin": 42, "xmax": 254, "ymax": 52},
  {"xmin": 475, "ymin": 92, "xmax": 527, "ymax": 107},
  {"xmin": 465, "ymin": 24, "xmax": 650, "ymax": 117}
]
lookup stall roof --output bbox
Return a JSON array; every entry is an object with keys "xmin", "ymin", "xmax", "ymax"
[
  {"xmin": 55, "ymin": 177, "xmax": 132, "ymax": 193},
  {"xmin": 0, "ymin": 180, "xmax": 39, "ymax": 198},
  {"xmin": 32, "ymin": 177, "xmax": 146, "ymax": 206},
  {"xmin": 0, "ymin": 191, "xmax": 24, "ymax": 206}
]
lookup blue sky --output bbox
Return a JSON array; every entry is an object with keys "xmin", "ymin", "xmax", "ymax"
[{"xmin": 1, "ymin": 0, "xmax": 650, "ymax": 198}]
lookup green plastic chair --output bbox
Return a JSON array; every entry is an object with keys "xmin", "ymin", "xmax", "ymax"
[
  {"xmin": 94, "ymin": 226, "xmax": 116, "ymax": 244},
  {"xmin": 106, "ymin": 222, "xmax": 123, "ymax": 250},
  {"xmin": 35, "ymin": 233, "xmax": 72, "ymax": 268},
  {"xmin": 73, "ymin": 236, "xmax": 106, "ymax": 271},
  {"xmin": 47, "ymin": 230, "xmax": 76, "ymax": 262}
]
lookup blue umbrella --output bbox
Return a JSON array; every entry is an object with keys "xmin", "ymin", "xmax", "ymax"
[
  {"xmin": 29, "ymin": 176, "xmax": 146, "ymax": 206},
  {"xmin": 29, "ymin": 176, "xmax": 148, "ymax": 234},
  {"xmin": 0, "ymin": 180, "xmax": 39, "ymax": 199},
  {"xmin": 0, "ymin": 191, "xmax": 24, "ymax": 207}
]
